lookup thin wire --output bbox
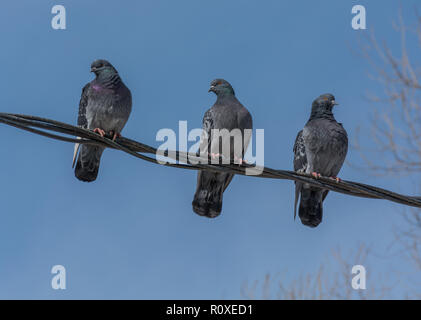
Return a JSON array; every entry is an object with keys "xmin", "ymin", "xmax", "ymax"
[{"xmin": 1, "ymin": 112, "xmax": 421, "ymax": 208}]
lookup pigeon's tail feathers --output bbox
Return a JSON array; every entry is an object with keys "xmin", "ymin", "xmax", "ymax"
[
  {"xmin": 74, "ymin": 145, "xmax": 104, "ymax": 182},
  {"xmin": 192, "ymin": 190, "xmax": 223, "ymax": 218},
  {"xmin": 298, "ymin": 187, "xmax": 324, "ymax": 228},
  {"xmin": 192, "ymin": 172, "xmax": 233, "ymax": 218},
  {"xmin": 72, "ymin": 137, "xmax": 82, "ymax": 168}
]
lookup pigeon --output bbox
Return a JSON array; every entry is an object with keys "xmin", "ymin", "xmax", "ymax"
[
  {"xmin": 192, "ymin": 79, "xmax": 253, "ymax": 218},
  {"xmin": 73, "ymin": 59, "xmax": 132, "ymax": 182},
  {"xmin": 293, "ymin": 94, "xmax": 348, "ymax": 227}
]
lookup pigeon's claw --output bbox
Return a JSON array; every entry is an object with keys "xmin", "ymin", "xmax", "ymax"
[
  {"xmin": 311, "ymin": 172, "xmax": 322, "ymax": 179},
  {"xmin": 234, "ymin": 156, "xmax": 248, "ymax": 166},
  {"xmin": 110, "ymin": 131, "xmax": 121, "ymax": 141},
  {"xmin": 330, "ymin": 176, "xmax": 341, "ymax": 183},
  {"xmin": 93, "ymin": 128, "xmax": 106, "ymax": 137}
]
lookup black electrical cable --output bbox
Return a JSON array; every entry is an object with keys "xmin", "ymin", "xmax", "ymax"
[{"xmin": 1, "ymin": 112, "xmax": 421, "ymax": 208}]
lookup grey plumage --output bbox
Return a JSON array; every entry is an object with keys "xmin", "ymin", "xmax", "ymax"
[
  {"xmin": 192, "ymin": 79, "xmax": 253, "ymax": 218},
  {"xmin": 293, "ymin": 94, "xmax": 348, "ymax": 227},
  {"xmin": 73, "ymin": 59, "xmax": 132, "ymax": 182}
]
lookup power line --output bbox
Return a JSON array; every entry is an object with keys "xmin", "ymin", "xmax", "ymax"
[{"xmin": 1, "ymin": 112, "xmax": 421, "ymax": 208}]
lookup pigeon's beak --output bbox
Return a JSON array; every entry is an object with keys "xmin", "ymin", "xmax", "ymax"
[
  {"xmin": 90, "ymin": 67, "xmax": 97, "ymax": 73},
  {"xmin": 208, "ymin": 86, "xmax": 216, "ymax": 93},
  {"xmin": 332, "ymin": 100, "xmax": 339, "ymax": 106}
]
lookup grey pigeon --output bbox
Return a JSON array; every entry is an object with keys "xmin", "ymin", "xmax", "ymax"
[
  {"xmin": 73, "ymin": 59, "xmax": 132, "ymax": 182},
  {"xmin": 192, "ymin": 79, "xmax": 253, "ymax": 218},
  {"xmin": 293, "ymin": 94, "xmax": 348, "ymax": 227}
]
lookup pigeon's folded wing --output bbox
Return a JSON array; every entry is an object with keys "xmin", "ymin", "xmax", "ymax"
[
  {"xmin": 198, "ymin": 109, "xmax": 214, "ymax": 157},
  {"xmin": 73, "ymin": 83, "xmax": 90, "ymax": 168},
  {"xmin": 293, "ymin": 130, "xmax": 307, "ymax": 173},
  {"xmin": 77, "ymin": 83, "xmax": 90, "ymax": 129}
]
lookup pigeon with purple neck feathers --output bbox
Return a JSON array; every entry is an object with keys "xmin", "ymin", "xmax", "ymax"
[
  {"xmin": 293, "ymin": 94, "xmax": 348, "ymax": 227},
  {"xmin": 73, "ymin": 59, "xmax": 132, "ymax": 182},
  {"xmin": 192, "ymin": 79, "xmax": 253, "ymax": 218}
]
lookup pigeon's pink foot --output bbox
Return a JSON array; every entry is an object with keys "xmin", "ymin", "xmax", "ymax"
[
  {"xmin": 311, "ymin": 172, "xmax": 322, "ymax": 179},
  {"xmin": 110, "ymin": 131, "xmax": 121, "ymax": 141},
  {"xmin": 330, "ymin": 176, "xmax": 341, "ymax": 183},
  {"xmin": 210, "ymin": 153, "xmax": 221, "ymax": 160},
  {"xmin": 234, "ymin": 156, "xmax": 248, "ymax": 165},
  {"xmin": 93, "ymin": 128, "xmax": 106, "ymax": 137}
]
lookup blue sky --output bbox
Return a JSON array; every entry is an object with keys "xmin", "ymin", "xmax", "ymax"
[{"xmin": 0, "ymin": 0, "xmax": 419, "ymax": 299}]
